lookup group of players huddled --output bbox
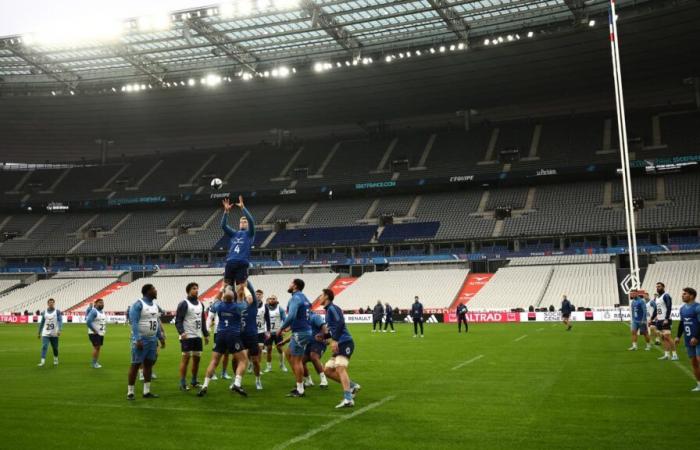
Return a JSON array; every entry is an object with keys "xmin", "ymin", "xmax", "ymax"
[
  {"xmin": 627, "ymin": 282, "xmax": 700, "ymax": 391},
  {"xmin": 35, "ymin": 196, "xmax": 360, "ymax": 409}
]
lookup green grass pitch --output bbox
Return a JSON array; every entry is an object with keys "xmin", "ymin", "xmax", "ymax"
[{"xmin": 1, "ymin": 322, "xmax": 698, "ymax": 449}]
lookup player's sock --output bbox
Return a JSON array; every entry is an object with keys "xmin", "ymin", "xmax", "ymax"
[
  {"xmin": 343, "ymin": 390, "xmax": 353, "ymax": 401},
  {"xmin": 54, "ymin": 357, "xmax": 59, "ymax": 365},
  {"xmin": 266, "ymin": 362, "xmax": 272, "ymax": 370},
  {"xmin": 234, "ymin": 375, "xmax": 242, "ymax": 388},
  {"xmin": 92, "ymin": 358, "xmax": 97, "ymax": 366},
  {"xmin": 180, "ymin": 377, "xmax": 187, "ymax": 387},
  {"xmin": 191, "ymin": 375, "xmax": 198, "ymax": 386},
  {"xmin": 665, "ymin": 351, "xmax": 670, "ymax": 357},
  {"xmin": 319, "ymin": 373, "xmax": 328, "ymax": 384},
  {"xmin": 202, "ymin": 377, "xmax": 211, "ymax": 388},
  {"xmin": 144, "ymin": 382, "xmax": 151, "ymax": 395},
  {"xmin": 39, "ymin": 358, "xmax": 45, "ymax": 365},
  {"xmin": 296, "ymin": 382, "xmax": 304, "ymax": 394},
  {"xmin": 128, "ymin": 385, "xmax": 135, "ymax": 396}
]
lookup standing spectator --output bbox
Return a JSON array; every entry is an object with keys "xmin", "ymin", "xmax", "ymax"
[
  {"xmin": 411, "ymin": 296, "xmax": 424, "ymax": 338},
  {"xmin": 372, "ymin": 301, "xmax": 384, "ymax": 332},
  {"xmin": 456, "ymin": 303, "xmax": 469, "ymax": 333},
  {"xmin": 383, "ymin": 303, "xmax": 395, "ymax": 333}
]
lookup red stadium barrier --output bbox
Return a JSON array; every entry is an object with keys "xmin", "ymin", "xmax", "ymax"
[
  {"xmin": 444, "ymin": 311, "xmax": 520, "ymax": 323},
  {"xmin": 0, "ymin": 315, "xmax": 29, "ymax": 324}
]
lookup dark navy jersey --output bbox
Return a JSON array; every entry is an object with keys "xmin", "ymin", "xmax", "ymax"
[
  {"xmin": 678, "ymin": 302, "xmax": 700, "ymax": 343},
  {"xmin": 211, "ymin": 301, "xmax": 246, "ymax": 334},
  {"xmin": 457, "ymin": 304, "xmax": 468, "ymax": 316},
  {"xmin": 280, "ymin": 291, "xmax": 312, "ymax": 333},
  {"xmin": 222, "ymin": 207, "xmax": 255, "ymax": 263},
  {"xmin": 561, "ymin": 299, "xmax": 573, "ymax": 315},
  {"xmin": 325, "ymin": 303, "xmax": 352, "ymax": 343},
  {"xmin": 385, "ymin": 306, "xmax": 393, "ymax": 319},
  {"xmin": 411, "ymin": 302, "xmax": 423, "ymax": 318},
  {"xmin": 242, "ymin": 300, "xmax": 259, "ymax": 336}
]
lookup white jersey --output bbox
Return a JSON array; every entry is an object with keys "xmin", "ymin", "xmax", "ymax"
[
  {"xmin": 207, "ymin": 302, "xmax": 220, "ymax": 333},
  {"xmin": 137, "ymin": 299, "xmax": 160, "ymax": 338},
  {"xmin": 656, "ymin": 293, "xmax": 671, "ymax": 321},
  {"xmin": 183, "ymin": 300, "xmax": 205, "ymax": 339},
  {"xmin": 88, "ymin": 308, "xmax": 107, "ymax": 336},
  {"xmin": 268, "ymin": 305, "xmax": 283, "ymax": 333},
  {"xmin": 41, "ymin": 309, "xmax": 60, "ymax": 337},
  {"xmin": 256, "ymin": 304, "xmax": 267, "ymax": 334}
]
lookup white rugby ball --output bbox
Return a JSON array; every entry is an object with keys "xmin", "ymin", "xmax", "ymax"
[{"xmin": 210, "ymin": 178, "xmax": 223, "ymax": 190}]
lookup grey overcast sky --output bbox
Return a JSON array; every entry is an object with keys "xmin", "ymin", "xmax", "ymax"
[{"xmin": 0, "ymin": 0, "xmax": 213, "ymax": 37}]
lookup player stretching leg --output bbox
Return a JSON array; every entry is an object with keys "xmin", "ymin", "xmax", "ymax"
[
  {"xmin": 628, "ymin": 291, "xmax": 651, "ymax": 351},
  {"xmin": 320, "ymin": 289, "xmax": 360, "ymax": 408},
  {"xmin": 198, "ymin": 286, "xmax": 251, "ymax": 397},
  {"xmin": 264, "ymin": 295, "xmax": 288, "ymax": 372},
  {"xmin": 221, "ymin": 196, "xmax": 255, "ymax": 290},
  {"xmin": 675, "ymin": 287, "xmax": 700, "ymax": 392},
  {"xmin": 277, "ymin": 279, "xmax": 313, "ymax": 398},
  {"xmin": 303, "ymin": 312, "xmax": 329, "ymax": 388},
  {"xmin": 653, "ymin": 282, "xmax": 678, "ymax": 360},
  {"xmin": 127, "ymin": 285, "xmax": 166, "ymax": 400},
  {"xmin": 86, "ymin": 298, "xmax": 107, "ymax": 368},
  {"xmin": 175, "ymin": 283, "xmax": 209, "ymax": 391},
  {"xmin": 37, "ymin": 298, "xmax": 62, "ymax": 367},
  {"xmin": 241, "ymin": 286, "xmax": 264, "ymax": 390}
]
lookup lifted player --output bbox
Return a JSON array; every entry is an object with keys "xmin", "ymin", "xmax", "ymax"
[{"xmin": 221, "ymin": 195, "xmax": 255, "ymax": 291}]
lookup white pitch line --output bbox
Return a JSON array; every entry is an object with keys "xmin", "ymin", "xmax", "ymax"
[
  {"xmin": 272, "ymin": 395, "xmax": 396, "ymax": 450},
  {"xmin": 55, "ymin": 401, "xmax": 335, "ymax": 418},
  {"xmin": 536, "ymin": 328, "xmax": 545, "ymax": 332},
  {"xmin": 514, "ymin": 334, "xmax": 528, "ymax": 342},
  {"xmin": 451, "ymin": 354, "xmax": 484, "ymax": 371}
]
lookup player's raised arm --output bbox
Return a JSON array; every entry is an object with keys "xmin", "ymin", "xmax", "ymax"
[
  {"xmin": 221, "ymin": 198, "xmax": 236, "ymax": 237},
  {"xmin": 236, "ymin": 195, "xmax": 255, "ymax": 237}
]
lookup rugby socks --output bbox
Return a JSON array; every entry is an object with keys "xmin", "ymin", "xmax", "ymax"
[
  {"xmin": 266, "ymin": 362, "xmax": 272, "ymax": 370},
  {"xmin": 202, "ymin": 377, "xmax": 211, "ymax": 389},
  {"xmin": 296, "ymin": 382, "xmax": 304, "ymax": 394},
  {"xmin": 319, "ymin": 373, "xmax": 328, "ymax": 384},
  {"xmin": 92, "ymin": 358, "xmax": 97, "ymax": 366},
  {"xmin": 191, "ymin": 375, "xmax": 198, "ymax": 385},
  {"xmin": 234, "ymin": 375, "xmax": 242, "ymax": 388},
  {"xmin": 343, "ymin": 390, "xmax": 353, "ymax": 401},
  {"xmin": 128, "ymin": 385, "xmax": 135, "ymax": 396},
  {"xmin": 180, "ymin": 377, "xmax": 187, "ymax": 387},
  {"xmin": 144, "ymin": 382, "xmax": 151, "ymax": 395}
]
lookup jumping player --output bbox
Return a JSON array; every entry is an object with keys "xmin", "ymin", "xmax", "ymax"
[
  {"xmin": 320, "ymin": 289, "xmax": 361, "ymax": 408},
  {"xmin": 628, "ymin": 291, "xmax": 651, "ymax": 351},
  {"xmin": 264, "ymin": 295, "xmax": 288, "ymax": 372},
  {"xmin": 127, "ymin": 284, "xmax": 166, "ymax": 400},
  {"xmin": 277, "ymin": 279, "xmax": 312, "ymax": 398},
  {"xmin": 86, "ymin": 298, "xmax": 107, "ymax": 368},
  {"xmin": 221, "ymin": 195, "xmax": 255, "ymax": 291},
  {"xmin": 37, "ymin": 298, "xmax": 62, "ymax": 367},
  {"xmin": 303, "ymin": 311, "xmax": 329, "ymax": 388},
  {"xmin": 652, "ymin": 282, "xmax": 678, "ymax": 360},
  {"xmin": 175, "ymin": 282, "xmax": 209, "ymax": 391},
  {"xmin": 674, "ymin": 287, "xmax": 700, "ymax": 392}
]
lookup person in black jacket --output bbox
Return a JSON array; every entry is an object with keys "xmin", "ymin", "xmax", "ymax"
[
  {"xmin": 456, "ymin": 303, "xmax": 469, "ymax": 333},
  {"xmin": 560, "ymin": 295, "xmax": 573, "ymax": 331},
  {"xmin": 411, "ymin": 296, "xmax": 424, "ymax": 338},
  {"xmin": 372, "ymin": 301, "xmax": 384, "ymax": 332},
  {"xmin": 383, "ymin": 303, "xmax": 395, "ymax": 333}
]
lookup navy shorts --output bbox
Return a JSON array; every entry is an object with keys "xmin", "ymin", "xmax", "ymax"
[
  {"xmin": 305, "ymin": 340, "xmax": 327, "ymax": 358},
  {"xmin": 242, "ymin": 334, "xmax": 260, "ymax": 356},
  {"xmin": 180, "ymin": 337, "xmax": 203, "ymax": 353},
  {"xmin": 265, "ymin": 333, "xmax": 284, "ymax": 347},
  {"xmin": 224, "ymin": 260, "xmax": 249, "ymax": 284},
  {"xmin": 655, "ymin": 320, "xmax": 672, "ymax": 331},
  {"xmin": 88, "ymin": 334, "xmax": 104, "ymax": 347},
  {"xmin": 213, "ymin": 331, "xmax": 243, "ymax": 354},
  {"xmin": 334, "ymin": 340, "xmax": 355, "ymax": 359},
  {"xmin": 257, "ymin": 333, "xmax": 267, "ymax": 345}
]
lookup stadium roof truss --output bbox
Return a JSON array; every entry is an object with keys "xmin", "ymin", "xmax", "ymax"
[{"xmin": 0, "ymin": 0, "xmax": 656, "ymax": 94}]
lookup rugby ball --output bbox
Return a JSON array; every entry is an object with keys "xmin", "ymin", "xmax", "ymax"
[{"xmin": 210, "ymin": 178, "xmax": 223, "ymax": 190}]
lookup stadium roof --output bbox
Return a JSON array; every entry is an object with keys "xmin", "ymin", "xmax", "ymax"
[{"xmin": 0, "ymin": 0, "xmax": 658, "ymax": 95}]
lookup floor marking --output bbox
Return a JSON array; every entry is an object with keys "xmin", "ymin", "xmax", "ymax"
[
  {"xmin": 55, "ymin": 401, "xmax": 335, "ymax": 418},
  {"xmin": 451, "ymin": 354, "xmax": 485, "ymax": 370},
  {"xmin": 514, "ymin": 334, "xmax": 528, "ymax": 342},
  {"xmin": 536, "ymin": 328, "xmax": 545, "ymax": 332},
  {"xmin": 272, "ymin": 395, "xmax": 396, "ymax": 449}
]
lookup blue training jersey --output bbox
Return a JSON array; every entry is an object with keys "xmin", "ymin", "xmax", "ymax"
[
  {"xmin": 310, "ymin": 312, "xmax": 325, "ymax": 335},
  {"xmin": 631, "ymin": 298, "xmax": 647, "ymax": 322},
  {"xmin": 324, "ymin": 303, "xmax": 353, "ymax": 343},
  {"xmin": 222, "ymin": 207, "xmax": 255, "ymax": 263},
  {"xmin": 679, "ymin": 302, "xmax": 700, "ymax": 344},
  {"xmin": 280, "ymin": 291, "xmax": 312, "ymax": 333},
  {"xmin": 242, "ymin": 301, "xmax": 259, "ymax": 336},
  {"xmin": 211, "ymin": 301, "xmax": 246, "ymax": 334}
]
